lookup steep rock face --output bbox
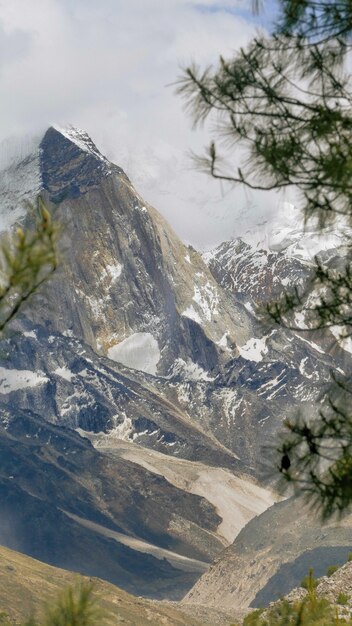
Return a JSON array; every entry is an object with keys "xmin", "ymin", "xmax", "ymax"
[
  {"xmin": 40, "ymin": 126, "xmax": 125, "ymax": 201},
  {"xmin": 184, "ymin": 497, "xmax": 352, "ymax": 611},
  {"xmin": 16, "ymin": 126, "xmax": 252, "ymax": 378}
]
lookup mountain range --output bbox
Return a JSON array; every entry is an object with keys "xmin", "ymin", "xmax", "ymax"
[{"xmin": 0, "ymin": 126, "xmax": 351, "ymax": 617}]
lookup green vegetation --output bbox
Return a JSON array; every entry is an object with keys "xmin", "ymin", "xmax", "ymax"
[
  {"xmin": 235, "ymin": 561, "xmax": 352, "ymax": 623},
  {"xmin": 337, "ymin": 592, "xmax": 349, "ymax": 605},
  {"xmin": 0, "ymin": 584, "xmax": 102, "ymax": 626},
  {"xmin": 301, "ymin": 570, "xmax": 318, "ymax": 590},
  {"xmin": 327, "ymin": 566, "xmax": 339, "ymax": 578},
  {"xmin": 178, "ymin": 0, "xmax": 352, "ymax": 518},
  {"xmin": 238, "ymin": 569, "xmax": 346, "ymax": 624},
  {"xmin": 241, "ymin": 598, "xmax": 339, "ymax": 625},
  {"xmin": 23, "ymin": 584, "xmax": 102, "ymax": 626},
  {"xmin": 0, "ymin": 196, "xmax": 57, "ymax": 333}
]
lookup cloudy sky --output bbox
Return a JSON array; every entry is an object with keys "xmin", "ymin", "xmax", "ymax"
[{"xmin": 0, "ymin": 0, "xmax": 285, "ymax": 249}]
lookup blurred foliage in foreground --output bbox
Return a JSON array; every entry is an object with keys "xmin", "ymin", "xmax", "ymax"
[
  {"xmin": 0, "ymin": 584, "xmax": 103, "ymax": 626},
  {"xmin": 178, "ymin": 0, "xmax": 352, "ymax": 519},
  {"xmin": 0, "ymin": 197, "xmax": 57, "ymax": 333}
]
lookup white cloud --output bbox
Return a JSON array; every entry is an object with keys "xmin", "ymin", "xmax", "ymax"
[{"xmin": 0, "ymin": 0, "xmax": 282, "ymax": 249}]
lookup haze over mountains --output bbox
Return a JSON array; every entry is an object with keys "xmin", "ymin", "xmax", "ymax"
[{"xmin": 0, "ymin": 126, "xmax": 351, "ymax": 617}]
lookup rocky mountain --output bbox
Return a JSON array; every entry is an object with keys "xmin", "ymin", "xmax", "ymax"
[
  {"xmin": 203, "ymin": 235, "xmax": 310, "ymax": 306},
  {"xmin": 184, "ymin": 495, "xmax": 352, "ymax": 612},
  {"xmin": 17, "ymin": 125, "xmax": 253, "ymax": 377},
  {"xmin": 2, "ymin": 127, "xmax": 344, "ymax": 467},
  {"xmin": 203, "ymin": 204, "xmax": 352, "ymax": 357},
  {"xmin": 0, "ymin": 404, "xmax": 221, "ymax": 599},
  {"xmin": 250, "ymin": 559, "xmax": 352, "ymax": 623},
  {"xmin": 172, "ymin": 210, "xmax": 352, "ymax": 616},
  {"xmin": 0, "ymin": 126, "xmax": 350, "ymax": 602},
  {"xmin": 0, "ymin": 346, "xmax": 275, "ymax": 598},
  {"xmin": 0, "ymin": 129, "xmax": 340, "ymax": 470}
]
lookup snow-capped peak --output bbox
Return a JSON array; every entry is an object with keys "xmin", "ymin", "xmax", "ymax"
[
  {"xmin": 52, "ymin": 125, "xmax": 110, "ymax": 165},
  {"xmin": 267, "ymin": 202, "xmax": 350, "ymax": 259},
  {"xmin": 227, "ymin": 202, "xmax": 350, "ymax": 262},
  {"xmin": 0, "ymin": 126, "xmax": 126, "ymax": 233}
]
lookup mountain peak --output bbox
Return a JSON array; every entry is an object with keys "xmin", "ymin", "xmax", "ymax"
[
  {"xmin": 40, "ymin": 125, "xmax": 126, "ymax": 203},
  {"xmin": 49, "ymin": 125, "xmax": 109, "ymax": 164},
  {"xmin": 0, "ymin": 126, "xmax": 128, "ymax": 229}
]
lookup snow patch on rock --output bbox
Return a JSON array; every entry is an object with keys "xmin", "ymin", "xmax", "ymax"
[
  {"xmin": 109, "ymin": 413, "xmax": 134, "ymax": 441},
  {"xmin": 103, "ymin": 262, "xmax": 122, "ymax": 282},
  {"xmin": 54, "ymin": 366, "xmax": 75, "ymax": 382},
  {"xmin": 217, "ymin": 333, "xmax": 231, "ymax": 352},
  {"xmin": 182, "ymin": 305, "xmax": 202, "ymax": 324},
  {"xmin": 171, "ymin": 358, "xmax": 214, "ymax": 382},
  {"xmin": 238, "ymin": 336, "xmax": 268, "ymax": 362},
  {"xmin": 330, "ymin": 325, "xmax": 352, "ymax": 355},
  {"xmin": 193, "ymin": 283, "xmax": 219, "ymax": 321},
  {"xmin": 107, "ymin": 332, "xmax": 160, "ymax": 375},
  {"xmin": 182, "ymin": 283, "xmax": 220, "ymax": 324},
  {"xmin": 296, "ymin": 333, "xmax": 325, "ymax": 355},
  {"xmin": 0, "ymin": 367, "xmax": 48, "ymax": 393}
]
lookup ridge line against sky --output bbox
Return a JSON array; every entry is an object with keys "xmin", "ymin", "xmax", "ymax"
[{"xmin": 0, "ymin": 0, "xmax": 285, "ymax": 249}]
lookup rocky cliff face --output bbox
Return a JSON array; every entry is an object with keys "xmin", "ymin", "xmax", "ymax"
[
  {"xmin": 203, "ymin": 208, "xmax": 352, "ymax": 360},
  {"xmin": 203, "ymin": 237, "xmax": 310, "ymax": 306},
  {"xmin": 28, "ymin": 126, "xmax": 252, "ymax": 378}
]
